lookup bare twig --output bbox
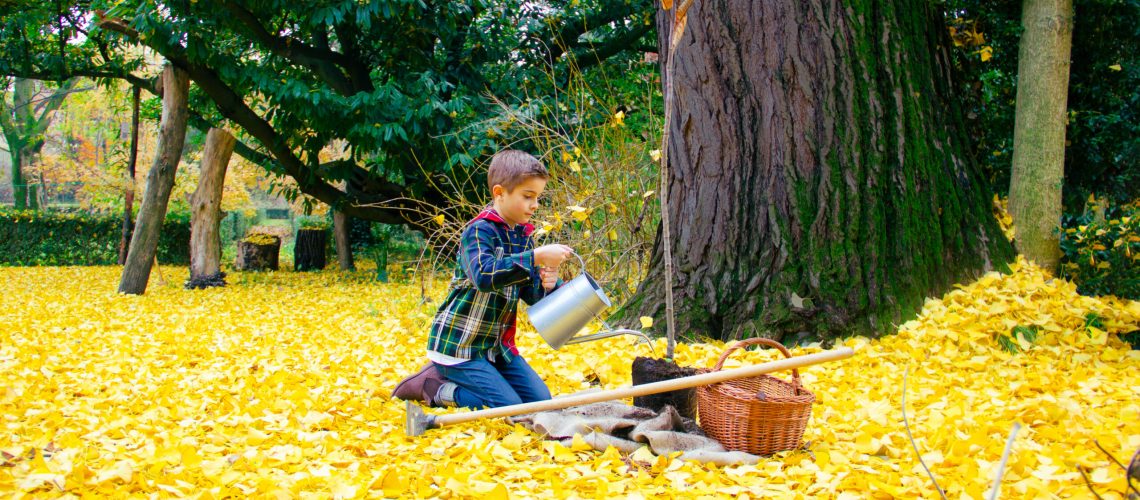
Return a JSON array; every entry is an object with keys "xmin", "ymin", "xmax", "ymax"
[
  {"xmin": 901, "ymin": 368, "xmax": 948, "ymax": 500},
  {"xmin": 988, "ymin": 422, "xmax": 1020, "ymax": 500},
  {"xmin": 1091, "ymin": 440, "xmax": 1140, "ymax": 497},
  {"xmin": 1078, "ymin": 467, "xmax": 1106, "ymax": 500}
]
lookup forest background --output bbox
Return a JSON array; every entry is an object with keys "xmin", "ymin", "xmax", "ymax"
[{"xmin": 1, "ymin": 0, "xmax": 1138, "ymax": 497}]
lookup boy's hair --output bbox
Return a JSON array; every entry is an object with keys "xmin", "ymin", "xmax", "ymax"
[{"xmin": 488, "ymin": 149, "xmax": 549, "ymax": 192}]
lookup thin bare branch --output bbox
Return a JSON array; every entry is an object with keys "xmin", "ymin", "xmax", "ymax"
[
  {"xmin": 902, "ymin": 368, "xmax": 948, "ymax": 500},
  {"xmin": 1078, "ymin": 467, "xmax": 1106, "ymax": 500},
  {"xmin": 988, "ymin": 422, "xmax": 1020, "ymax": 500}
]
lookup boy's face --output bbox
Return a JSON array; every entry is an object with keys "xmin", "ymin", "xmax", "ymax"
[{"xmin": 493, "ymin": 177, "xmax": 547, "ymax": 227}]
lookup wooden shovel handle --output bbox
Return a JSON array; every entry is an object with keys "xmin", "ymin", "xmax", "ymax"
[{"xmin": 430, "ymin": 346, "xmax": 853, "ymax": 429}]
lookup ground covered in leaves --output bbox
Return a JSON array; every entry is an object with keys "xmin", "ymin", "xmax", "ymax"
[{"xmin": 1, "ymin": 260, "xmax": 1137, "ymax": 498}]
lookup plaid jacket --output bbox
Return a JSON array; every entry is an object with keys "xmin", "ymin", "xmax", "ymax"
[{"xmin": 427, "ymin": 208, "xmax": 554, "ymax": 363}]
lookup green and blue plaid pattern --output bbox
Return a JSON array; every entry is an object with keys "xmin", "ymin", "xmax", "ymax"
[{"xmin": 427, "ymin": 209, "xmax": 549, "ymax": 362}]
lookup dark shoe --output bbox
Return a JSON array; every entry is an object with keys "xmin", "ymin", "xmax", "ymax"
[{"xmin": 392, "ymin": 363, "xmax": 439, "ymax": 403}]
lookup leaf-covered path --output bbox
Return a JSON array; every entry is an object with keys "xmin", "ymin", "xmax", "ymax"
[{"xmin": 1, "ymin": 262, "xmax": 1137, "ymax": 498}]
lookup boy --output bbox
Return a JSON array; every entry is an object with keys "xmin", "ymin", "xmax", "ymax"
[{"xmin": 393, "ymin": 149, "xmax": 573, "ymax": 409}]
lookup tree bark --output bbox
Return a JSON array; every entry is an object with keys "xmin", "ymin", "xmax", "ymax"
[
  {"xmin": 1008, "ymin": 0, "xmax": 1073, "ymax": 271},
  {"xmin": 187, "ymin": 127, "xmax": 235, "ymax": 287},
  {"xmin": 294, "ymin": 228, "xmax": 328, "ymax": 271},
  {"xmin": 619, "ymin": 0, "xmax": 1016, "ymax": 342},
  {"xmin": 333, "ymin": 209, "xmax": 355, "ymax": 270},
  {"xmin": 8, "ymin": 147, "xmax": 23, "ymax": 208},
  {"xmin": 119, "ymin": 85, "xmax": 141, "ymax": 265},
  {"xmin": 118, "ymin": 64, "xmax": 190, "ymax": 295}
]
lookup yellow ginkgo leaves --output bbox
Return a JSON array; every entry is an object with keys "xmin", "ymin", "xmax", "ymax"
[
  {"xmin": 0, "ymin": 263, "xmax": 1136, "ymax": 498},
  {"xmin": 976, "ymin": 45, "xmax": 994, "ymax": 62},
  {"xmin": 567, "ymin": 205, "xmax": 590, "ymax": 221}
]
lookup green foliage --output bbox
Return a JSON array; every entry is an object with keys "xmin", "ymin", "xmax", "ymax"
[
  {"xmin": 945, "ymin": 0, "xmax": 1140, "ymax": 210},
  {"xmin": 0, "ymin": 208, "xmax": 190, "ymax": 265},
  {"xmin": 220, "ymin": 211, "xmax": 256, "ymax": 245},
  {"xmin": 496, "ymin": 62, "xmax": 662, "ymax": 305},
  {"xmin": 1058, "ymin": 200, "xmax": 1140, "ymax": 300},
  {"xmin": 372, "ymin": 223, "xmax": 423, "ymax": 259},
  {"xmin": 412, "ymin": 55, "xmax": 662, "ymax": 302},
  {"xmin": 296, "ymin": 215, "xmax": 329, "ymax": 230},
  {"xmin": 1121, "ymin": 330, "xmax": 1140, "ymax": 349},
  {"xmin": 348, "ymin": 217, "xmax": 375, "ymax": 252},
  {"xmin": 0, "ymin": 0, "xmax": 656, "ymax": 222},
  {"xmin": 999, "ymin": 324, "xmax": 1040, "ymax": 353}
]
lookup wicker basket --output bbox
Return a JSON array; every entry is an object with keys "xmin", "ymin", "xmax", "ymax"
[{"xmin": 697, "ymin": 338, "xmax": 815, "ymax": 455}]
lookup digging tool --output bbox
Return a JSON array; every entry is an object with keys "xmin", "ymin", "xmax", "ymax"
[{"xmin": 405, "ymin": 346, "xmax": 854, "ymax": 436}]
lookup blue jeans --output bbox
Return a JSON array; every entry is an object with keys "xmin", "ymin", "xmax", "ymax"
[{"xmin": 434, "ymin": 355, "xmax": 551, "ymax": 409}]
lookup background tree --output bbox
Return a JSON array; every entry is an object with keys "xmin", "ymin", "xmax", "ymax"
[
  {"xmin": 120, "ymin": 85, "xmax": 140, "ymax": 264},
  {"xmin": 947, "ymin": 0, "xmax": 1140, "ymax": 209},
  {"xmin": 119, "ymin": 64, "xmax": 189, "ymax": 295},
  {"xmin": 187, "ymin": 128, "xmax": 235, "ymax": 288},
  {"xmin": 34, "ymin": 78, "xmax": 140, "ymax": 209},
  {"xmin": 1008, "ymin": 0, "xmax": 1074, "ymax": 270},
  {"xmin": 619, "ymin": 0, "xmax": 1016, "ymax": 342},
  {"xmin": 0, "ymin": 77, "xmax": 79, "ymax": 209},
  {"xmin": 0, "ymin": 0, "xmax": 657, "ymax": 227}
]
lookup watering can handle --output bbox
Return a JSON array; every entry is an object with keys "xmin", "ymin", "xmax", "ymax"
[{"xmin": 544, "ymin": 251, "xmax": 586, "ymax": 276}]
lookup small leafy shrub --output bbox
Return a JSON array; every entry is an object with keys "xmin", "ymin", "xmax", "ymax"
[
  {"xmin": 0, "ymin": 208, "xmax": 190, "ymax": 265},
  {"xmin": 1059, "ymin": 199, "xmax": 1140, "ymax": 300},
  {"xmin": 220, "ymin": 210, "xmax": 257, "ymax": 244}
]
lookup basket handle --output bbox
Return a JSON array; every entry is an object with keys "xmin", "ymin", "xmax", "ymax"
[{"xmin": 710, "ymin": 338, "xmax": 803, "ymax": 390}]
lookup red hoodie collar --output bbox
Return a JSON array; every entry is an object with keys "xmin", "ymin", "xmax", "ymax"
[{"xmin": 471, "ymin": 207, "xmax": 535, "ymax": 236}]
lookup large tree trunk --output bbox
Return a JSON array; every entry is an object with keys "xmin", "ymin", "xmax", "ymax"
[
  {"xmin": 333, "ymin": 210, "xmax": 355, "ymax": 270},
  {"xmin": 620, "ymin": 0, "xmax": 1016, "ymax": 342},
  {"xmin": 119, "ymin": 85, "xmax": 141, "ymax": 265},
  {"xmin": 118, "ymin": 64, "xmax": 190, "ymax": 295},
  {"xmin": 1008, "ymin": 0, "xmax": 1073, "ymax": 271},
  {"xmin": 187, "ymin": 128, "xmax": 235, "ymax": 287}
]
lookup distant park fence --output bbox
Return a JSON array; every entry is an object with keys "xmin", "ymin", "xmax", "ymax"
[{"xmin": 0, "ymin": 208, "xmax": 191, "ymax": 266}]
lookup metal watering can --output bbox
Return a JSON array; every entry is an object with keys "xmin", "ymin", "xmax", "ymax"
[{"xmin": 527, "ymin": 252, "xmax": 653, "ymax": 352}]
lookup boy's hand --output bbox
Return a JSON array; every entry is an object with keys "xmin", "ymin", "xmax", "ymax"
[
  {"xmin": 534, "ymin": 244, "xmax": 573, "ymax": 268},
  {"xmin": 540, "ymin": 267, "xmax": 559, "ymax": 292}
]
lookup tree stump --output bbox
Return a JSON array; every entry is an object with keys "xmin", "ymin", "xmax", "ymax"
[
  {"xmin": 294, "ymin": 228, "xmax": 327, "ymax": 271},
  {"xmin": 236, "ymin": 235, "xmax": 280, "ymax": 271},
  {"xmin": 631, "ymin": 357, "xmax": 699, "ymax": 419}
]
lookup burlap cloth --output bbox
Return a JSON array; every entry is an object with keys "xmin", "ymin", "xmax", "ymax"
[{"xmin": 508, "ymin": 401, "xmax": 759, "ymax": 466}]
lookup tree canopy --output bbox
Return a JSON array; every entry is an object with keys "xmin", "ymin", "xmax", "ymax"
[{"xmin": 0, "ymin": 0, "xmax": 656, "ymax": 225}]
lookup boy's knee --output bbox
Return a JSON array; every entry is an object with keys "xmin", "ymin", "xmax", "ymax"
[{"xmin": 457, "ymin": 385, "xmax": 523, "ymax": 409}]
